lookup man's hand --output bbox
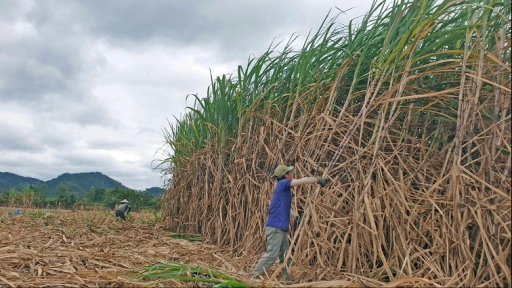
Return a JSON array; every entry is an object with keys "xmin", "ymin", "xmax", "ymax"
[{"xmin": 317, "ymin": 178, "xmax": 328, "ymax": 187}]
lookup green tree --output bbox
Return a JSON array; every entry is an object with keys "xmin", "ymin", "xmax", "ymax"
[
  {"xmin": 136, "ymin": 191, "xmax": 158, "ymax": 208},
  {"xmin": 0, "ymin": 190, "xmax": 7, "ymax": 206},
  {"xmin": 103, "ymin": 187, "xmax": 134, "ymax": 208},
  {"xmin": 95, "ymin": 187, "xmax": 106, "ymax": 202},
  {"xmin": 34, "ymin": 183, "xmax": 49, "ymax": 201},
  {"xmin": 56, "ymin": 183, "xmax": 68, "ymax": 199},
  {"xmin": 85, "ymin": 186, "xmax": 96, "ymax": 203},
  {"xmin": 55, "ymin": 183, "xmax": 78, "ymax": 209},
  {"xmin": 56, "ymin": 183, "xmax": 69, "ymax": 207},
  {"xmin": 103, "ymin": 187, "xmax": 159, "ymax": 211},
  {"xmin": 67, "ymin": 192, "xmax": 78, "ymax": 208}
]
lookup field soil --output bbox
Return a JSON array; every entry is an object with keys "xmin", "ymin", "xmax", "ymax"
[{"xmin": 0, "ymin": 207, "xmax": 262, "ymax": 287}]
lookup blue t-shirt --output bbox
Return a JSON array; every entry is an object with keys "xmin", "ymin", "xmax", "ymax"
[{"xmin": 266, "ymin": 179, "xmax": 292, "ymax": 231}]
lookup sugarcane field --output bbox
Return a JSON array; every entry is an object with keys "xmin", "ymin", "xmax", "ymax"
[{"xmin": 1, "ymin": 0, "xmax": 511, "ymax": 287}]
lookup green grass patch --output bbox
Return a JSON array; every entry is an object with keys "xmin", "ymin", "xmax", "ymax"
[
  {"xmin": 168, "ymin": 233, "xmax": 203, "ymax": 242},
  {"xmin": 27, "ymin": 210, "xmax": 52, "ymax": 219},
  {"xmin": 132, "ymin": 261, "xmax": 248, "ymax": 287},
  {"xmin": 371, "ymin": 266, "xmax": 397, "ymax": 282}
]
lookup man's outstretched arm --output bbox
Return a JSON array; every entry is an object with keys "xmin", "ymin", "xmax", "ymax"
[{"xmin": 291, "ymin": 177, "xmax": 328, "ymax": 187}]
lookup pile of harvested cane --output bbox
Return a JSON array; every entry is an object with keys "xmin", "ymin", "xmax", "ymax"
[{"xmin": 0, "ymin": 208, "xmax": 250, "ymax": 287}]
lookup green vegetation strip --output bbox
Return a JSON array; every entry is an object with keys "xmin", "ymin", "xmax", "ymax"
[
  {"xmin": 133, "ymin": 261, "xmax": 248, "ymax": 287},
  {"xmin": 168, "ymin": 233, "xmax": 203, "ymax": 242}
]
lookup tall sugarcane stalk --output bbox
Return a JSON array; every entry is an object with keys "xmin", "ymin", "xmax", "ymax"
[{"xmin": 159, "ymin": 0, "xmax": 510, "ymax": 285}]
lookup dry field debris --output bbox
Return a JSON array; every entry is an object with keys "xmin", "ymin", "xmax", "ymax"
[
  {"xmin": 0, "ymin": 207, "xmax": 444, "ymax": 287},
  {"xmin": 0, "ymin": 207, "xmax": 258, "ymax": 287}
]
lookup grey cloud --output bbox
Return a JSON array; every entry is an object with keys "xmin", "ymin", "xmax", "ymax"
[
  {"xmin": 80, "ymin": 1, "xmax": 198, "ymax": 43},
  {"xmin": 77, "ymin": 1, "xmax": 306, "ymax": 60},
  {"xmin": 0, "ymin": 1, "xmax": 101, "ymax": 104},
  {"xmin": 103, "ymin": 164, "xmax": 163, "ymax": 190},
  {"xmin": 0, "ymin": 112, "xmax": 76, "ymax": 152},
  {"xmin": 53, "ymin": 149, "xmax": 119, "ymax": 171},
  {"xmin": 0, "ymin": 149, "xmax": 58, "ymax": 181},
  {"xmin": 25, "ymin": 1, "xmax": 90, "ymax": 33},
  {"xmin": 0, "ymin": 128, "xmax": 43, "ymax": 152},
  {"xmin": 0, "ymin": 1, "xmax": 30, "ymax": 21},
  {"xmin": 1, "ymin": 56, "xmax": 70, "ymax": 102},
  {"xmin": 37, "ymin": 130, "xmax": 73, "ymax": 150},
  {"xmin": 5, "ymin": 110, "xmax": 119, "ymax": 153},
  {"xmin": 66, "ymin": 103, "xmax": 119, "ymax": 128},
  {"xmin": 86, "ymin": 137, "xmax": 135, "ymax": 150},
  {"xmin": 15, "ymin": 94, "xmax": 119, "ymax": 129},
  {"xmin": 78, "ymin": 1, "xmax": 284, "ymax": 45},
  {"xmin": 0, "ymin": 0, "xmax": 380, "ymax": 190},
  {"xmin": 135, "ymin": 125, "xmax": 162, "ymax": 137}
]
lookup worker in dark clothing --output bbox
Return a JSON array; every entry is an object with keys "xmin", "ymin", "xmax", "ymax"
[{"xmin": 116, "ymin": 199, "xmax": 131, "ymax": 221}]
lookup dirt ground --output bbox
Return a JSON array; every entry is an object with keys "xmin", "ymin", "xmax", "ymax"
[{"xmin": 0, "ymin": 207, "xmax": 267, "ymax": 287}]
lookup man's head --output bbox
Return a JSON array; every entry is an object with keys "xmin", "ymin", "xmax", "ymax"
[
  {"xmin": 274, "ymin": 165, "xmax": 294, "ymax": 180},
  {"xmin": 120, "ymin": 199, "xmax": 129, "ymax": 204}
]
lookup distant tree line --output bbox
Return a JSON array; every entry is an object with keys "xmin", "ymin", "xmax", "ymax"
[{"xmin": 0, "ymin": 183, "xmax": 161, "ymax": 211}]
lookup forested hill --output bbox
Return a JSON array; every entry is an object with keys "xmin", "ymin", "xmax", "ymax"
[
  {"xmin": 45, "ymin": 172, "xmax": 130, "ymax": 197},
  {"xmin": 0, "ymin": 172, "xmax": 44, "ymax": 190},
  {"xmin": 0, "ymin": 171, "xmax": 165, "ymax": 198}
]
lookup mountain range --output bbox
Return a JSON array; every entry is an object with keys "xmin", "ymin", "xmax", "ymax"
[{"xmin": 0, "ymin": 172, "xmax": 165, "ymax": 197}]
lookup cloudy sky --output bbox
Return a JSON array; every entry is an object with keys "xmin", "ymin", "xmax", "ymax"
[{"xmin": 0, "ymin": 0, "xmax": 387, "ymax": 190}]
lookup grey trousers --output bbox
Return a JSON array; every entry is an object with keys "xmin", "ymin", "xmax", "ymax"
[{"xmin": 251, "ymin": 227, "xmax": 291, "ymax": 278}]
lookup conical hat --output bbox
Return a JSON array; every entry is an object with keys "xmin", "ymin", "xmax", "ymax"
[{"xmin": 120, "ymin": 199, "xmax": 129, "ymax": 204}]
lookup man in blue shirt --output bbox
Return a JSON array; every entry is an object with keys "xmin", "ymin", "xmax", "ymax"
[{"xmin": 251, "ymin": 165, "xmax": 328, "ymax": 281}]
